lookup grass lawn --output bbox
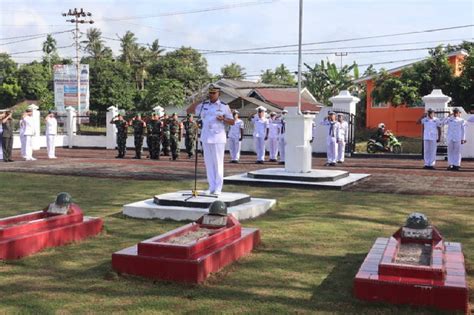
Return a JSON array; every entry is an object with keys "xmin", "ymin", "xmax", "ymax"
[{"xmin": 0, "ymin": 172, "xmax": 472, "ymax": 314}]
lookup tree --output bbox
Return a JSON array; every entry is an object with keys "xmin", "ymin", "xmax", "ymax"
[
  {"xmin": 0, "ymin": 53, "xmax": 17, "ymax": 85},
  {"xmin": 88, "ymin": 59, "xmax": 135, "ymax": 111},
  {"xmin": 17, "ymin": 62, "xmax": 50, "ymax": 102},
  {"xmin": 149, "ymin": 39, "xmax": 165, "ymax": 61},
  {"xmin": 371, "ymin": 70, "xmax": 419, "ymax": 106},
  {"xmin": 302, "ymin": 60, "xmax": 358, "ymax": 105},
  {"xmin": 220, "ymin": 62, "xmax": 246, "ymax": 80},
  {"xmin": 260, "ymin": 64, "xmax": 295, "ymax": 86},
  {"xmin": 0, "ymin": 77, "xmax": 22, "ymax": 109},
  {"xmin": 140, "ymin": 79, "xmax": 185, "ymax": 111},
  {"xmin": 83, "ymin": 28, "xmax": 112, "ymax": 60},
  {"xmin": 119, "ymin": 31, "xmax": 138, "ymax": 66},
  {"xmin": 451, "ymin": 48, "xmax": 474, "ymax": 111},
  {"xmin": 149, "ymin": 47, "xmax": 210, "ymax": 96},
  {"xmin": 133, "ymin": 46, "xmax": 152, "ymax": 90},
  {"xmin": 42, "ymin": 34, "xmax": 57, "ymax": 73}
]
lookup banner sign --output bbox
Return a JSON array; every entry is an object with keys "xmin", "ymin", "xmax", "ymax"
[{"xmin": 53, "ymin": 64, "xmax": 89, "ymax": 114}]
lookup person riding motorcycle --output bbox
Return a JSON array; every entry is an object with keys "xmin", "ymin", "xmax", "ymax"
[{"xmin": 375, "ymin": 123, "xmax": 389, "ymax": 149}]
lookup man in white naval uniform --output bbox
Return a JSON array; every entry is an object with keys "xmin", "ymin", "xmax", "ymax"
[
  {"xmin": 336, "ymin": 113, "xmax": 348, "ymax": 163},
  {"xmin": 19, "ymin": 111, "xmax": 27, "ymax": 159},
  {"xmin": 195, "ymin": 85, "xmax": 234, "ymax": 195},
  {"xmin": 417, "ymin": 108, "xmax": 441, "ymax": 169},
  {"xmin": 227, "ymin": 110, "xmax": 244, "ymax": 163},
  {"xmin": 45, "ymin": 111, "xmax": 58, "ymax": 159},
  {"xmin": 277, "ymin": 109, "xmax": 287, "ymax": 165},
  {"xmin": 251, "ymin": 106, "xmax": 269, "ymax": 164},
  {"xmin": 267, "ymin": 112, "xmax": 281, "ymax": 162},
  {"xmin": 23, "ymin": 109, "xmax": 36, "ymax": 161},
  {"xmin": 320, "ymin": 111, "xmax": 339, "ymax": 166},
  {"xmin": 441, "ymin": 108, "xmax": 466, "ymax": 171}
]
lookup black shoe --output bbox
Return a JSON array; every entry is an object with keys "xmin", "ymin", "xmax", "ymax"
[
  {"xmin": 447, "ymin": 165, "xmax": 453, "ymax": 170},
  {"xmin": 269, "ymin": 159, "xmax": 277, "ymax": 162},
  {"xmin": 423, "ymin": 165, "xmax": 430, "ymax": 169},
  {"xmin": 329, "ymin": 163, "xmax": 336, "ymax": 166},
  {"xmin": 453, "ymin": 166, "xmax": 460, "ymax": 171},
  {"xmin": 278, "ymin": 161, "xmax": 285, "ymax": 165},
  {"xmin": 337, "ymin": 161, "xmax": 343, "ymax": 164}
]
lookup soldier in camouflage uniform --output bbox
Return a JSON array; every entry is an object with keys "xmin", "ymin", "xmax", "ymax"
[
  {"xmin": 168, "ymin": 113, "xmax": 183, "ymax": 161},
  {"xmin": 129, "ymin": 113, "xmax": 146, "ymax": 159},
  {"xmin": 147, "ymin": 113, "xmax": 163, "ymax": 159},
  {"xmin": 161, "ymin": 113, "xmax": 171, "ymax": 156},
  {"xmin": 183, "ymin": 113, "xmax": 198, "ymax": 159},
  {"xmin": 145, "ymin": 113, "xmax": 152, "ymax": 158},
  {"xmin": 110, "ymin": 114, "xmax": 128, "ymax": 158}
]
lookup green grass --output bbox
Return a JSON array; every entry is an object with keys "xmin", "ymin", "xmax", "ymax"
[{"xmin": 0, "ymin": 172, "xmax": 472, "ymax": 314}]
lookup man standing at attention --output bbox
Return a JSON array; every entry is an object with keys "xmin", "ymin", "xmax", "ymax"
[
  {"xmin": 227, "ymin": 110, "xmax": 244, "ymax": 163},
  {"xmin": 251, "ymin": 106, "xmax": 269, "ymax": 164},
  {"xmin": 1, "ymin": 110, "xmax": 14, "ymax": 162},
  {"xmin": 417, "ymin": 108, "xmax": 441, "ymax": 169},
  {"xmin": 320, "ymin": 111, "xmax": 339, "ymax": 166},
  {"xmin": 267, "ymin": 112, "xmax": 281, "ymax": 162},
  {"xmin": 441, "ymin": 108, "xmax": 466, "ymax": 171},
  {"xmin": 23, "ymin": 108, "xmax": 36, "ymax": 161},
  {"xmin": 336, "ymin": 113, "xmax": 348, "ymax": 164},
  {"xmin": 130, "ymin": 113, "xmax": 146, "ymax": 159},
  {"xmin": 183, "ymin": 113, "xmax": 198, "ymax": 159},
  {"xmin": 45, "ymin": 111, "xmax": 58, "ymax": 159},
  {"xmin": 110, "ymin": 114, "xmax": 128, "ymax": 158},
  {"xmin": 195, "ymin": 85, "xmax": 234, "ymax": 195}
]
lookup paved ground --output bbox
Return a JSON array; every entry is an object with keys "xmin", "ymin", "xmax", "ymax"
[{"xmin": 1, "ymin": 148, "xmax": 474, "ymax": 197}]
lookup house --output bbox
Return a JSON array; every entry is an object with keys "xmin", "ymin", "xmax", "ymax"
[
  {"xmin": 186, "ymin": 79, "xmax": 323, "ymax": 116},
  {"xmin": 354, "ymin": 50, "xmax": 468, "ymax": 137}
]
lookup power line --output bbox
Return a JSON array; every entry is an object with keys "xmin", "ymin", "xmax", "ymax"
[
  {"xmin": 6, "ymin": 44, "xmax": 75, "ymax": 56},
  {"xmin": 214, "ymin": 24, "xmax": 474, "ymax": 52},
  {"xmin": 0, "ymin": 30, "xmax": 74, "ymax": 46},
  {"xmin": 99, "ymin": 1, "xmax": 275, "ymax": 22},
  {"xmin": 0, "ymin": 29, "xmax": 74, "ymax": 41}
]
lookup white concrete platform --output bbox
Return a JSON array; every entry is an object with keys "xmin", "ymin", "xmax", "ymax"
[
  {"xmin": 247, "ymin": 168, "xmax": 349, "ymax": 182},
  {"xmin": 123, "ymin": 195, "xmax": 276, "ymax": 221},
  {"xmin": 224, "ymin": 168, "xmax": 370, "ymax": 190},
  {"xmin": 154, "ymin": 191, "xmax": 251, "ymax": 208}
]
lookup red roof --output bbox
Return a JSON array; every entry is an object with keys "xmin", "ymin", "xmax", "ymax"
[{"xmin": 254, "ymin": 88, "xmax": 321, "ymax": 112}]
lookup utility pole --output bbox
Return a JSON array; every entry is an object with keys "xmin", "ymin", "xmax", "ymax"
[
  {"xmin": 62, "ymin": 8, "xmax": 94, "ymax": 118},
  {"xmin": 335, "ymin": 52, "xmax": 348, "ymax": 69}
]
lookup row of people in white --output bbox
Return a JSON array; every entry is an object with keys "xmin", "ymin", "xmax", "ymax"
[
  {"xmin": 419, "ymin": 108, "xmax": 471, "ymax": 170},
  {"xmin": 227, "ymin": 111, "xmax": 244, "ymax": 162},
  {"xmin": 18, "ymin": 111, "xmax": 57, "ymax": 161},
  {"xmin": 321, "ymin": 112, "xmax": 349, "ymax": 165}
]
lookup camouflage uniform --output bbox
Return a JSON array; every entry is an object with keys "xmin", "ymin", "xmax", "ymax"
[
  {"xmin": 183, "ymin": 117, "xmax": 198, "ymax": 158},
  {"xmin": 131, "ymin": 119, "xmax": 145, "ymax": 159},
  {"xmin": 147, "ymin": 119, "xmax": 162, "ymax": 159},
  {"xmin": 113, "ymin": 120, "xmax": 128, "ymax": 158},
  {"xmin": 168, "ymin": 117, "xmax": 182, "ymax": 160},
  {"xmin": 161, "ymin": 118, "xmax": 171, "ymax": 156}
]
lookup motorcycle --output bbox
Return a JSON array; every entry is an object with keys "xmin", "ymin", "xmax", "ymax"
[{"xmin": 366, "ymin": 131, "xmax": 402, "ymax": 154}]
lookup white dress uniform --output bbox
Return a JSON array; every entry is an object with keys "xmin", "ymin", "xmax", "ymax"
[
  {"xmin": 336, "ymin": 120, "xmax": 348, "ymax": 162},
  {"xmin": 45, "ymin": 117, "xmax": 58, "ymax": 158},
  {"xmin": 421, "ymin": 117, "xmax": 441, "ymax": 167},
  {"xmin": 267, "ymin": 118, "xmax": 281, "ymax": 160},
  {"xmin": 228, "ymin": 118, "xmax": 244, "ymax": 161},
  {"xmin": 441, "ymin": 116, "xmax": 466, "ymax": 167},
  {"xmin": 196, "ymin": 99, "xmax": 233, "ymax": 194},
  {"xmin": 252, "ymin": 116, "xmax": 269, "ymax": 162},
  {"xmin": 320, "ymin": 119, "xmax": 340, "ymax": 164},
  {"xmin": 20, "ymin": 117, "xmax": 26, "ymax": 158},
  {"xmin": 278, "ymin": 117, "xmax": 286, "ymax": 162},
  {"xmin": 23, "ymin": 115, "xmax": 36, "ymax": 160},
  {"xmin": 0, "ymin": 123, "xmax": 3, "ymax": 160},
  {"xmin": 442, "ymin": 117, "xmax": 466, "ymax": 167}
]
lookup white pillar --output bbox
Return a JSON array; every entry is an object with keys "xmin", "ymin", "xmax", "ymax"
[
  {"xmin": 421, "ymin": 89, "xmax": 451, "ymax": 111},
  {"xmin": 65, "ymin": 106, "xmax": 76, "ymax": 149},
  {"xmin": 284, "ymin": 107, "xmax": 315, "ymax": 173},
  {"xmin": 106, "ymin": 106, "xmax": 118, "ymax": 150},
  {"xmin": 28, "ymin": 104, "xmax": 41, "ymax": 150},
  {"xmin": 153, "ymin": 105, "xmax": 164, "ymax": 117},
  {"xmin": 329, "ymin": 90, "xmax": 360, "ymax": 115}
]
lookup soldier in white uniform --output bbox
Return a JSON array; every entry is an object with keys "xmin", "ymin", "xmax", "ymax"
[
  {"xmin": 45, "ymin": 111, "xmax": 58, "ymax": 159},
  {"xmin": 441, "ymin": 108, "xmax": 466, "ymax": 171},
  {"xmin": 417, "ymin": 108, "xmax": 441, "ymax": 169},
  {"xmin": 320, "ymin": 111, "xmax": 339, "ymax": 166},
  {"xmin": 277, "ymin": 109, "xmax": 287, "ymax": 165},
  {"xmin": 267, "ymin": 112, "xmax": 281, "ymax": 162},
  {"xmin": 19, "ymin": 111, "xmax": 27, "ymax": 159},
  {"xmin": 227, "ymin": 110, "xmax": 244, "ymax": 163},
  {"xmin": 336, "ymin": 113, "xmax": 348, "ymax": 163},
  {"xmin": 195, "ymin": 85, "xmax": 234, "ymax": 195},
  {"xmin": 23, "ymin": 109, "xmax": 36, "ymax": 161},
  {"xmin": 251, "ymin": 106, "xmax": 269, "ymax": 164}
]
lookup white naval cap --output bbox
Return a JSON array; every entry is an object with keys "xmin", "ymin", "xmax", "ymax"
[
  {"xmin": 232, "ymin": 110, "xmax": 239, "ymax": 114},
  {"xmin": 256, "ymin": 106, "xmax": 267, "ymax": 112},
  {"xmin": 282, "ymin": 109, "xmax": 288, "ymax": 114}
]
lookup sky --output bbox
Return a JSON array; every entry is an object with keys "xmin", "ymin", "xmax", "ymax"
[{"xmin": 0, "ymin": 0, "xmax": 473, "ymax": 79}]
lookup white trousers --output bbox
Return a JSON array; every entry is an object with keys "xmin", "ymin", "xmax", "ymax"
[
  {"xmin": 202, "ymin": 142, "xmax": 225, "ymax": 194},
  {"xmin": 447, "ymin": 140, "xmax": 462, "ymax": 167},
  {"xmin": 423, "ymin": 140, "xmax": 437, "ymax": 166},
  {"xmin": 228, "ymin": 137, "xmax": 241, "ymax": 161},
  {"xmin": 268, "ymin": 137, "xmax": 279, "ymax": 160},
  {"xmin": 46, "ymin": 134, "xmax": 56, "ymax": 158},
  {"xmin": 25, "ymin": 135, "xmax": 33, "ymax": 159},
  {"xmin": 279, "ymin": 136, "xmax": 285, "ymax": 162},
  {"xmin": 326, "ymin": 137, "xmax": 337, "ymax": 163},
  {"xmin": 337, "ymin": 140, "xmax": 346, "ymax": 162},
  {"xmin": 20, "ymin": 134, "xmax": 26, "ymax": 158},
  {"xmin": 254, "ymin": 137, "xmax": 266, "ymax": 161}
]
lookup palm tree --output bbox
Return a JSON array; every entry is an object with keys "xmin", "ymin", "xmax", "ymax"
[
  {"xmin": 133, "ymin": 46, "xmax": 152, "ymax": 90},
  {"xmin": 149, "ymin": 39, "xmax": 165, "ymax": 61},
  {"xmin": 42, "ymin": 34, "xmax": 56, "ymax": 72},
  {"xmin": 83, "ymin": 28, "xmax": 108, "ymax": 59},
  {"xmin": 120, "ymin": 31, "xmax": 138, "ymax": 66}
]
